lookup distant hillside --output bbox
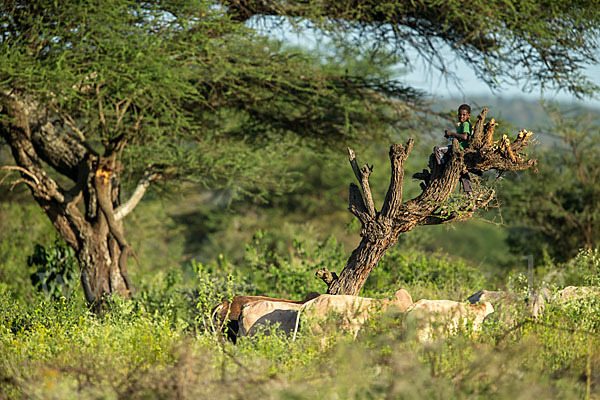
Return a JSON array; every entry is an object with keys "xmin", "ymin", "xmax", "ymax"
[{"xmin": 432, "ymin": 96, "xmax": 600, "ymax": 132}]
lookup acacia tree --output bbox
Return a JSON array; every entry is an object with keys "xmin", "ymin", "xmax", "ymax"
[
  {"xmin": 0, "ymin": 1, "xmax": 415, "ymax": 308},
  {"xmin": 226, "ymin": 0, "xmax": 600, "ymax": 97}
]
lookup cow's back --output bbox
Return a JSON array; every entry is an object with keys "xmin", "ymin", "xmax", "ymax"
[
  {"xmin": 238, "ymin": 300, "xmax": 303, "ymax": 337},
  {"xmin": 406, "ymin": 299, "xmax": 494, "ymax": 342}
]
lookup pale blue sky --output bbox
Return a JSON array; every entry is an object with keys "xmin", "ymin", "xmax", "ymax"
[{"xmin": 404, "ymin": 50, "xmax": 600, "ymax": 109}]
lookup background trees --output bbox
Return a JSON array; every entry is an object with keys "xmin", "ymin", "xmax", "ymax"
[{"xmin": 499, "ymin": 106, "xmax": 600, "ymax": 262}]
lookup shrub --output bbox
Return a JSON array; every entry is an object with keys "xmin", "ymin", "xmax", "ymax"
[
  {"xmin": 365, "ymin": 248, "xmax": 489, "ymax": 299},
  {"xmin": 240, "ymin": 230, "xmax": 345, "ymax": 298},
  {"xmin": 28, "ymin": 239, "xmax": 79, "ymax": 301}
]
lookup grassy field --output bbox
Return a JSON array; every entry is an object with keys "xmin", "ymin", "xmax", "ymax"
[{"xmin": 1, "ymin": 246, "xmax": 599, "ymax": 399}]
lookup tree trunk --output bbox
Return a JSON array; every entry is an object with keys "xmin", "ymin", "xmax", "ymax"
[
  {"xmin": 327, "ymin": 237, "xmax": 397, "ymax": 295},
  {"xmin": 0, "ymin": 92, "xmax": 146, "ymax": 310},
  {"xmin": 318, "ymin": 109, "xmax": 537, "ymax": 295}
]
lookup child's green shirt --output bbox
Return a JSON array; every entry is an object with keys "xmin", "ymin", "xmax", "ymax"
[{"xmin": 456, "ymin": 120, "xmax": 472, "ymax": 150}]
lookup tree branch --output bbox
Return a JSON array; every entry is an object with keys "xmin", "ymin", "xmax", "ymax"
[
  {"xmin": 348, "ymin": 183, "xmax": 371, "ymax": 224},
  {"xmin": 414, "ymin": 138, "xmax": 464, "ymax": 204},
  {"xmin": 381, "ymin": 138, "xmax": 413, "ymax": 219},
  {"xmin": 0, "ymin": 165, "xmax": 40, "ymax": 186},
  {"xmin": 470, "ymin": 107, "xmax": 489, "ymax": 148},
  {"xmin": 483, "ymin": 118, "xmax": 498, "ymax": 148},
  {"xmin": 114, "ymin": 168, "xmax": 160, "ymax": 221},
  {"xmin": 315, "ymin": 267, "xmax": 338, "ymax": 288},
  {"xmin": 421, "ymin": 189, "xmax": 495, "ymax": 225},
  {"xmin": 348, "ymin": 147, "xmax": 376, "ymax": 218}
]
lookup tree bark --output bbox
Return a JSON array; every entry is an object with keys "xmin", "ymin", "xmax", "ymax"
[
  {"xmin": 318, "ymin": 108, "xmax": 537, "ymax": 295},
  {"xmin": 0, "ymin": 92, "xmax": 150, "ymax": 311}
]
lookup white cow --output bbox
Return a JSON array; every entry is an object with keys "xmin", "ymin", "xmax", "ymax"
[
  {"xmin": 294, "ymin": 289, "xmax": 413, "ymax": 340},
  {"xmin": 405, "ymin": 299, "xmax": 494, "ymax": 342},
  {"xmin": 238, "ymin": 289, "xmax": 413, "ymax": 341}
]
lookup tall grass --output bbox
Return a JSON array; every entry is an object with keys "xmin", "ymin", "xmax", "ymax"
[{"xmin": 1, "ymin": 257, "xmax": 599, "ymax": 399}]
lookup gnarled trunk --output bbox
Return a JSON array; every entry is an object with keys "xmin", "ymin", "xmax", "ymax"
[{"xmin": 0, "ymin": 92, "xmax": 150, "ymax": 310}]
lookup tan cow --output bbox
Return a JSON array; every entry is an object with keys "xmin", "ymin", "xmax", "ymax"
[
  {"xmin": 554, "ymin": 286, "xmax": 600, "ymax": 302},
  {"xmin": 294, "ymin": 289, "xmax": 413, "ymax": 340},
  {"xmin": 212, "ymin": 292, "xmax": 319, "ymax": 342},
  {"xmin": 405, "ymin": 299, "xmax": 494, "ymax": 342}
]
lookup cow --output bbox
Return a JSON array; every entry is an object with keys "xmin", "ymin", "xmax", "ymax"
[
  {"xmin": 236, "ymin": 289, "xmax": 412, "ymax": 341},
  {"xmin": 405, "ymin": 299, "xmax": 494, "ymax": 343},
  {"xmin": 293, "ymin": 289, "xmax": 414, "ymax": 340},
  {"xmin": 466, "ymin": 288, "xmax": 551, "ymax": 323},
  {"xmin": 554, "ymin": 286, "xmax": 600, "ymax": 302},
  {"xmin": 237, "ymin": 300, "xmax": 303, "ymax": 337},
  {"xmin": 211, "ymin": 292, "xmax": 319, "ymax": 342}
]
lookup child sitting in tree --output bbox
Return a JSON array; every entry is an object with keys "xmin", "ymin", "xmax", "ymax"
[
  {"xmin": 434, "ymin": 103, "xmax": 473, "ymax": 164},
  {"xmin": 433, "ymin": 103, "xmax": 473, "ymax": 196}
]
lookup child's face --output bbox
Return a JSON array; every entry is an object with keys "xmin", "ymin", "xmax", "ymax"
[{"xmin": 458, "ymin": 109, "xmax": 470, "ymax": 123}]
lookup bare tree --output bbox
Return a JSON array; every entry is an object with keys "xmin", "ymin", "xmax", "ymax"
[{"xmin": 316, "ymin": 109, "xmax": 537, "ymax": 295}]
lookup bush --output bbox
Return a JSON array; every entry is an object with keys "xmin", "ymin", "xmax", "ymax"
[
  {"xmin": 365, "ymin": 248, "xmax": 489, "ymax": 299},
  {"xmin": 0, "ymin": 202, "xmax": 56, "ymax": 300},
  {"xmin": 541, "ymin": 248, "xmax": 600, "ymax": 287},
  {"xmin": 28, "ymin": 239, "xmax": 79, "ymax": 301},
  {"xmin": 239, "ymin": 230, "xmax": 345, "ymax": 298}
]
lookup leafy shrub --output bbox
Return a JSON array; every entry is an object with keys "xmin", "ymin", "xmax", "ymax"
[
  {"xmin": 240, "ymin": 230, "xmax": 345, "ymax": 298},
  {"xmin": 0, "ymin": 202, "xmax": 56, "ymax": 300},
  {"xmin": 28, "ymin": 239, "xmax": 79, "ymax": 301},
  {"xmin": 540, "ymin": 248, "xmax": 600, "ymax": 287},
  {"xmin": 365, "ymin": 248, "xmax": 489, "ymax": 298}
]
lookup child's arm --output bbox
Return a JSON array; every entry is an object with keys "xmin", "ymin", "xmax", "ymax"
[
  {"xmin": 446, "ymin": 131, "xmax": 468, "ymax": 140},
  {"xmin": 445, "ymin": 130, "xmax": 468, "ymax": 140}
]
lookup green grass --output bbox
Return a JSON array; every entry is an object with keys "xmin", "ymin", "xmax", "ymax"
[{"xmin": 1, "ymin": 259, "xmax": 599, "ymax": 399}]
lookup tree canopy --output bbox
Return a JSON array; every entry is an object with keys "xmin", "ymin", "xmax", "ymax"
[
  {"xmin": 0, "ymin": 0, "xmax": 417, "ymax": 194},
  {"xmin": 226, "ymin": 0, "xmax": 600, "ymax": 98}
]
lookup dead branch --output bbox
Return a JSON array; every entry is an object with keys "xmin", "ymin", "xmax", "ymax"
[
  {"xmin": 316, "ymin": 267, "xmax": 338, "ymax": 286},
  {"xmin": 348, "ymin": 183, "xmax": 371, "ymax": 224},
  {"xmin": 381, "ymin": 138, "xmax": 414, "ymax": 219},
  {"xmin": 471, "ymin": 107, "xmax": 489, "ymax": 148},
  {"xmin": 422, "ymin": 189, "xmax": 496, "ymax": 225},
  {"xmin": 0, "ymin": 165, "xmax": 40, "ymax": 186},
  {"xmin": 114, "ymin": 167, "xmax": 161, "ymax": 221},
  {"xmin": 348, "ymin": 147, "xmax": 376, "ymax": 218}
]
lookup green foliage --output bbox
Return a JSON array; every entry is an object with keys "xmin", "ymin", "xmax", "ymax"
[
  {"xmin": 28, "ymin": 239, "xmax": 79, "ymax": 301},
  {"xmin": 0, "ymin": 0, "xmax": 414, "ymax": 196},
  {"xmin": 1, "ymin": 269, "xmax": 600, "ymax": 399},
  {"xmin": 240, "ymin": 0, "xmax": 600, "ymax": 98},
  {"xmin": 0, "ymin": 202, "xmax": 56, "ymax": 300},
  {"xmin": 537, "ymin": 248, "xmax": 600, "ymax": 288},
  {"xmin": 365, "ymin": 248, "xmax": 488, "ymax": 299},
  {"xmin": 498, "ymin": 106, "xmax": 600, "ymax": 261},
  {"xmin": 240, "ymin": 230, "xmax": 345, "ymax": 298}
]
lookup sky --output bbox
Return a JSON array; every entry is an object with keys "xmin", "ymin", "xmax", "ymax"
[{"xmin": 403, "ymin": 50, "xmax": 600, "ymax": 109}]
